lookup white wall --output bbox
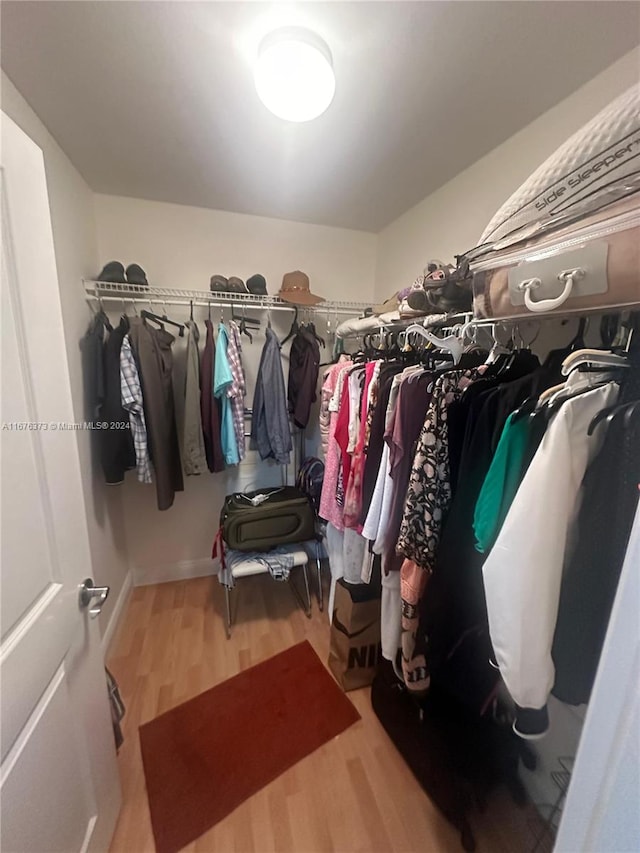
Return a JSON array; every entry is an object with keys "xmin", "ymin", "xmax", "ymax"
[
  {"xmin": 93, "ymin": 194, "xmax": 377, "ymax": 583},
  {"xmin": 374, "ymin": 48, "xmax": 640, "ymax": 300},
  {"xmin": 1, "ymin": 73, "xmax": 131, "ymax": 639}
]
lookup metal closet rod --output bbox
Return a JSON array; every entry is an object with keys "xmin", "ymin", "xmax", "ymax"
[{"xmin": 87, "ymin": 294, "xmax": 301, "ymax": 313}]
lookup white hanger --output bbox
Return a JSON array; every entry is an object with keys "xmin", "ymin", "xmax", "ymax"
[
  {"xmin": 561, "ymin": 348, "xmax": 628, "ymax": 376},
  {"xmin": 404, "ymin": 322, "xmax": 464, "ymax": 364}
]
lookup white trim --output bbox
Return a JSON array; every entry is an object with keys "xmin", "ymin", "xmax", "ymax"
[
  {"xmin": 131, "ymin": 558, "xmax": 216, "ymax": 588},
  {"xmin": 101, "ymin": 572, "xmax": 133, "ymax": 656}
]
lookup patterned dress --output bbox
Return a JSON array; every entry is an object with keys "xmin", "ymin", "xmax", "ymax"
[{"xmin": 397, "ymin": 366, "xmax": 486, "ymax": 691}]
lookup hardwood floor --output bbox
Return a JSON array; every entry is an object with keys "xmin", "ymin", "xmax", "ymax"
[{"xmin": 107, "ymin": 569, "xmax": 535, "ymax": 853}]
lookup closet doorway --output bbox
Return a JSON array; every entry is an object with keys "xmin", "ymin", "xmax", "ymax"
[{"xmin": 0, "ymin": 113, "xmax": 120, "ymax": 852}]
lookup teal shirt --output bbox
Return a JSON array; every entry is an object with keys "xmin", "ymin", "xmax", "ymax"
[
  {"xmin": 214, "ymin": 323, "xmax": 240, "ymax": 466},
  {"xmin": 474, "ymin": 412, "xmax": 530, "ymax": 553}
]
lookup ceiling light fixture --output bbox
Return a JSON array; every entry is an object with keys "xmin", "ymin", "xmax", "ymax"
[{"xmin": 254, "ymin": 27, "xmax": 336, "ymax": 123}]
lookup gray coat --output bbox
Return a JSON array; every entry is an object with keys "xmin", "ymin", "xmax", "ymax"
[{"xmin": 250, "ymin": 327, "xmax": 292, "ymax": 465}]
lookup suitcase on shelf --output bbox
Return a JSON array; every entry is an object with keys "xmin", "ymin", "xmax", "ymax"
[
  {"xmin": 462, "ymin": 85, "xmax": 640, "ymax": 321},
  {"xmin": 220, "ymin": 486, "xmax": 315, "ymax": 552}
]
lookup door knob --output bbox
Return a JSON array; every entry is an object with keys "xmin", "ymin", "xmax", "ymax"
[{"xmin": 79, "ymin": 578, "xmax": 110, "ymax": 619}]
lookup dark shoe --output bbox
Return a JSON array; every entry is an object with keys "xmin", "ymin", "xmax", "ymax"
[
  {"xmin": 125, "ymin": 264, "xmax": 149, "ymax": 286},
  {"xmin": 246, "ymin": 274, "xmax": 268, "ymax": 296},
  {"xmin": 210, "ymin": 274, "xmax": 229, "ymax": 293},
  {"xmin": 407, "ymin": 287, "xmax": 429, "ymax": 312},
  {"xmin": 227, "ymin": 276, "xmax": 248, "ymax": 294},
  {"xmin": 97, "ymin": 261, "xmax": 126, "ymax": 283}
]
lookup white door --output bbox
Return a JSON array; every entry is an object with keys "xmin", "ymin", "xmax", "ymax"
[{"xmin": 0, "ymin": 113, "xmax": 121, "ymax": 852}]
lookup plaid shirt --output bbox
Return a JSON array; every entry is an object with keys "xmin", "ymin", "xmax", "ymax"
[
  {"xmin": 120, "ymin": 335, "xmax": 152, "ymax": 484},
  {"xmin": 227, "ymin": 322, "xmax": 246, "ymax": 462}
]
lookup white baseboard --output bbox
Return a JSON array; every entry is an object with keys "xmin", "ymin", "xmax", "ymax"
[
  {"xmin": 101, "ymin": 571, "xmax": 133, "ymax": 656},
  {"xmin": 132, "ymin": 557, "xmax": 217, "ymax": 587}
]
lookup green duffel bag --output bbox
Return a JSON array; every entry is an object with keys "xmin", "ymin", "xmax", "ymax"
[{"xmin": 220, "ymin": 486, "xmax": 316, "ymax": 552}]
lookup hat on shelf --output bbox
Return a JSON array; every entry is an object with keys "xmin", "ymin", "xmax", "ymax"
[
  {"xmin": 278, "ymin": 271, "xmax": 325, "ymax": 306},
  {"xmin": 371, "ymin": 292, "xmax": 400, "ymax": 316},
  {"xmin": 210, "ymin": 274, "xmax": 229, "ymax": 293},
  {"xmin": 227, "ymin": 276, "xmax": 248, "ymax": 294},
  {"xmin": 246, "ymin": 274, "xmax": 268, "ymax": 296}
]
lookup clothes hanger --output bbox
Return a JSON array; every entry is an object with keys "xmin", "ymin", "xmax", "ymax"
[
  {"xmin": 561, "ymin": 348, "xmax": 629, "ymax": 376},
  {"xmin": 588, "ymin": 395, "xmax": 640, "ymax": 436},
  {"xmin": 280, "ymin": 306, "xmax": 299, "ymax": 346},
  {"xmin": 306, "ymin": 320, "xmax": 326, "ymax": 348},
  {"xmin": 141, "ymin": 303, "xmax": 185, "ymax": 337},
  {"xmin": 233, "ymin": 306, "xmax": 256, "ymax": 343},
  {"xmin": 404, "ymin": 322, "xmax": 464, "ymax": 364}
]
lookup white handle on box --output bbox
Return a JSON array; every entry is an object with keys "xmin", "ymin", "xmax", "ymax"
[{"xmin": 519, "ymin": 268, "xmax": 584, "ymax": 313}]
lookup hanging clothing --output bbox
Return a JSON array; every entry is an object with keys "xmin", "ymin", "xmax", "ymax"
[
  {"xmin": 333, "ymin": 366, "xmax": 362, "ymax": 500},
  {"xmin": 102, "ymin": 317, "xmax": 136, "ymax": 484},
  {"xmin": 200, "ymin": 319, "xmax": 225, "ymax": 473},
  {"xmin": 214, "ymin": 323, "xmax": 240, "ymax": 467},
  {"xmin": 127, "ymin": 318, "xmax": 184, "ymax": 510},
  {"xmin": 319, "ymin": 358, "xmax": 350, "ymax": 457},
  {"xmin": 227, "ymin": 321, "xmax": 247, "ymax": 462},
  {"xmin": 380, "ymin": 369, "xmax": 433, "ymax": 573},
  {"xmin": 319, "ymin": 362, "xmax": 352, "ymax": 529},
  {"xmin": 482, "ymin": 378, "xmax": 619, "ymax": 738},
  {"xmin": 250, "ymin": 327, "xmax": 292, "ymax": 465},
  {"xmin": 182, "ymin": 320, "xmax": 208, "ymax": 476},
  {"xmin": 397, "ymin": 367, "xmax": 486, "ymax": 570},
  {"xmin": 343, "ymin": 361, "xmax": 379, "ymax": 528},
  {"xmin": 287, "ymin": 327, "xmax": 320, "ymax": 429},
  {"xmin": 396, "ymin": 366, "xmax": 486, "ymax": 693},
  {"xmin": 552, "ymin": 377, "xmax": 640, "ymax": 706},
  {"xmin": 120, "ymin": 333, "xmax": 152, "ymax": 485},
  {"xmin": 361, "ymin": 368, "xmax": 409, "ymax": 545},
  {"xmin": 81, "ymin": 311, "xmax": 110, "ymax": 428},
  {"xmin": 359, "ymin": 363, "xmax": 404, "ymax": 525}
]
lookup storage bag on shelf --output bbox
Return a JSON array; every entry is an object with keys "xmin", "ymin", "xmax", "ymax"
[{"xmin": 462, "ymin": 85, "xmax": 640, "ymax": 320}]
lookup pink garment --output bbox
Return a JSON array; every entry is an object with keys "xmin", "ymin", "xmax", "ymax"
[
  {"xmin": 319, "ymin": 363, "xmax": 352, "ymax": 531},
  {"xmin": 334, "ymin": 370, "xmax": 356, "ymax": 493},
  {"xmin": 343, "ymin": 361, "xmax": 377, "ymax": 529},
  {"xmin": 400, "ymin": 558, "xmax": 431, "ymax": 693},
  {"xmin": 319, "ymin": 357, "xmax": 350, "ymax": 456}
]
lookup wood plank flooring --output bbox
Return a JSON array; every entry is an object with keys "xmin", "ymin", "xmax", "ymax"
[{"xmin": 108, "ymin": 569, "xmax": 535, "ymax": 853}]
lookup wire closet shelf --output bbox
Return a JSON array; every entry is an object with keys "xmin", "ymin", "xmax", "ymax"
[{"xmin": 83, "ymin": 280, "xmax": 372, "ymax": 317}]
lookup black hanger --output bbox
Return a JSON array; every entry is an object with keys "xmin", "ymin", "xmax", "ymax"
[
  {"xmin": 587, "ymin": 390, "xmax": 638, "ymax": 436},
  {"xmin": 232, "ymin": 313, "xmax": 259, "ymax": 327},
  {"xmin": 141, "ymin": 309, "xmax": 185, "ymax": 337},
  {"xmin": 306, "ymin": 321, "xmax": 326, "ymax": 349},
  {"xmin": 281, "ymin": 307, "xmax": 299, "ymax": 346}
]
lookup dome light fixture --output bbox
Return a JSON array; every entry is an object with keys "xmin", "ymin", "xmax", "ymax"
[{"xmin": 254, "ymin": 27, "xmax": 336, "ymax": 122}]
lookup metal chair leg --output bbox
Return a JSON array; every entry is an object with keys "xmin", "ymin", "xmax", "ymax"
[
  {"xmin": 315, "ymin": 539, "xmax": 323, "ymax": 612},
  {"xmin": 224, "ymin": 583, "xmax": 232, "ymax": 639},
  {"xmin": 288, "ymin": 563, "xmax": 312, "ymax": 618},
  {"xmin": 301, "ymin": 562, "xmax": 312, "ymax": 618}
]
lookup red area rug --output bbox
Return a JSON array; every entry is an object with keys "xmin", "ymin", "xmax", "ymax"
[{"xmin": 139, "ymin": 640, "xmax": 360, "ymax": 853}]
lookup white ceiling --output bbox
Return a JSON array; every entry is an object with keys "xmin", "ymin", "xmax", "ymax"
[{"xmin": 2, "ymin": 2, "xmax": 639, "ymax": 232}]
